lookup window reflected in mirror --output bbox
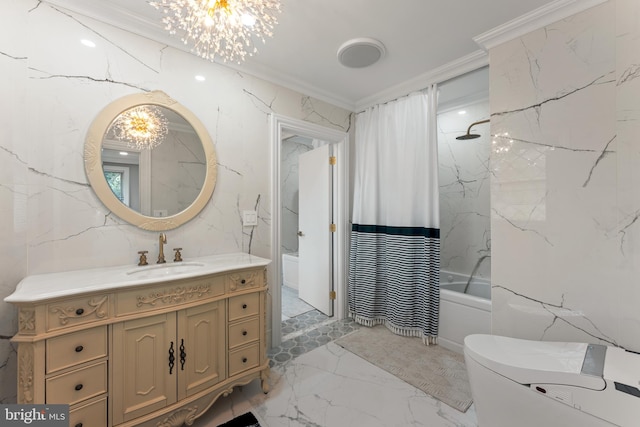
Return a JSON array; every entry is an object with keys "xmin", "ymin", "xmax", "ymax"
[
  {"xmin": 103, "ymin": 149, "xmax": 139, "ymax": 209},
  {"xmin": 104, "ymin": 166, "xmax": 128, "ymax": 205}
]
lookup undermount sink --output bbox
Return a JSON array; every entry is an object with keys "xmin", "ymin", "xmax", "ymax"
[{"xmin": 126, "ymin": 262, "xmax": 206, "ymax": 279}]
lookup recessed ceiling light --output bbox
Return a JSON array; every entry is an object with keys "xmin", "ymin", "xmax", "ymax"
[
  {"xmin": 195, "ymin": 75, "xmax": 206, "ymax": 82},
  {"xmin": 458, "ymin": 110, "xmax": 467, "ymax": 115},
  {"xmin": 81, "ymin": 39, "xmax": 96, "ymax": 48},
  {"xmin": 337, "ymin": 38, "xmax": 386, "ymax": 68}
]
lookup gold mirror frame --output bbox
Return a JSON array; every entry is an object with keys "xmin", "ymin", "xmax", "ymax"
[{"xmin": 85, "ymin": 91, "xmax": 217, "ymax": 231}]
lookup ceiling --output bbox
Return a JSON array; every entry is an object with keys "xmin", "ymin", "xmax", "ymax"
[{"xmin": 44, "ymin": 0, "xmax": 558, "ymax": 111}]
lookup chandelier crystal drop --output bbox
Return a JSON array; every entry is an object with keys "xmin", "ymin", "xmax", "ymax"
[
  {"xmin": 111, "ymin": 106, "xmax": 169, "ymax": 150},
  {"xmin": 151, "ymin": 0, "xmax": 282, "ymax": 63}
]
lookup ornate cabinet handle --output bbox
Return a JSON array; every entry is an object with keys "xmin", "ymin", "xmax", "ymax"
[
  {"xmin": 169, "ymin": 341, "xmax": 175, "ymax": 374},
  {"xmin": 180, "ymin": 339, "xmax": 186, "ymax": 371}
]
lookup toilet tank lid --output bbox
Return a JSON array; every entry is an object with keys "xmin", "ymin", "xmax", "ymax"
[{"xmin": 464, "ymin": 334, "xmax": 606, "ymax": 390}]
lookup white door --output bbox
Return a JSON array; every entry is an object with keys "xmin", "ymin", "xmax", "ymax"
[{"xmin": 298, "ymin": 144, "xmax": 333, "ymax": 316}]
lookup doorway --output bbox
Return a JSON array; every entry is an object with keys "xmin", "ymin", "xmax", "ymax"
[{"xmin": 270, "ymin": 115, "xmax": 349, "ymax": 347}]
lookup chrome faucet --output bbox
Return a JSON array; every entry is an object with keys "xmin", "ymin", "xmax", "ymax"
[{"xmin": 157, "ymin": 233, "xmax": 167, "ymax": 264}]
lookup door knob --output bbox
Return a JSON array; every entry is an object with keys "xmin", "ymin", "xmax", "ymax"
[{"xmin": 297, "ymin": 231, "xmax": 304, "ymax": 236}]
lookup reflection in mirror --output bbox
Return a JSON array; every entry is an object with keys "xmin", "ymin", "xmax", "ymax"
[
  {"xmin": 85, "ymin": 91, "xmax": 217, "ymax": 231},
  {"xmin": 102, "ymin": 106, "xmax": 206, "ymax": 217},
  {"xmin": 102, "ymin": 149, "xmax": 139, "ymax": 210}
]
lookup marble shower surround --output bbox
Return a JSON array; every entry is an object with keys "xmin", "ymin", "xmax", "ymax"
[
  {"xmin": 0, "ymin": 0, "xmax": 352, "ymax": 403},
  {"xmin": 438, "ymin": 99, "xmax": 491, "ymax": 279},
  {"xmin": 490, "ymin": 0, "xmax": 640, "ymax": 351}
]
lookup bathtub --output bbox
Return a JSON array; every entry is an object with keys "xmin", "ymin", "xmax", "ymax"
[
  {"xmin": 439, "ymin": 270, "xmax": 491, "ymax": 354},
  {"xmin": 282, "ymin": 252, "xmax": 299, "ymax": 290}
]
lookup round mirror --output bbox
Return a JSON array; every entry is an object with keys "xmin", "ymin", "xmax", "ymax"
[{"xmin": 85, "ymin": 91, "xmax": 217, "ymax": 230}]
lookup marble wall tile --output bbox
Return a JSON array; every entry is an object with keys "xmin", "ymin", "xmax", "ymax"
[
  {"xmin": 490, "ymin": 1, "xmax": 640, "ymax": 351},
  {"xmin": 0, "ymin": 0, "xmax": 352, "ymax": 402},
  {"xmin": 0, "ymin": 0, "xmax": 28, "ymax": 404},
  {"xmin": 615, "ymin": 0, "xmax": 640, "ymax": 348},
  {"xmin": 438, "ymin": 100, "xmax": 491, "ymax": 279},
  {"xmin": 280, "ymin": 139, "xmax": 312, "ymax": 256}
]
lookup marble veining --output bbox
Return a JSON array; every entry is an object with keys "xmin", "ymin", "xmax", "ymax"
[
  {"xmin": 242, "ymin": 194, "xmax": 263, "ymax": 254},
  {"xmin": 194, "ymin": 341, "xmax": 478, "ymax": 427},
  {"xmin": 490, "ymin": 0, "xmax": 640, "ymax": 351},
  {"xmin": 493, "ymin": 283, "xmax": 621, "ymax": 348},
  {"xmin": 492, "ymin": 72, "xmax": 616, "ymax": 118}
]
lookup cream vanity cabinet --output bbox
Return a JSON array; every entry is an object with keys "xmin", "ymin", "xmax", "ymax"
[{"xmin": 6, "ymin": 254, "xmax": 270, "ymax": 427}]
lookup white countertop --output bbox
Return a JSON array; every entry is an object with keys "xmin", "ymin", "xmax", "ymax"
[{"xmin": 5, "ymin": 253, "xmax": 271, "ymax": 303}]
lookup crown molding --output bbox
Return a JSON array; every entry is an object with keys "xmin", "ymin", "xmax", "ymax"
[
  {"xmin": 474, "ymin": 0, "xmax": 608, "ymax": 51},
  {"xmin": 220, "ymin": 60, "xmax": 357, "ymax": 112},
  {"xmin": 355, "ymin": 50, "xmax": 488, "ymax": 112}
]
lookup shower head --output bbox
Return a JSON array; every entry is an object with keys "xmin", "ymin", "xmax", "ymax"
[
  {"xmin": 455, "ymin": 133, "xmax": 481, "ymax": 140},
  {"xmin": 456, "ymin": 119, "xmax": 490, "ymax": 140}
]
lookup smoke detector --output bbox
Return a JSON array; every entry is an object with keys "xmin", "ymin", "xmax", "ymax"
[{"xmin": 337, "ymin": 38, "xmax": 386, "ymax": 68}]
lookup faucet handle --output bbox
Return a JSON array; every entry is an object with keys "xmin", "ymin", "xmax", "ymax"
[
  {"xmin": 173, "ymin": 248, "xmax": 183, "ymax": 262},
  {"xmin": 137, "ymin": 251, "xmax": 149, "ymax": 266}
]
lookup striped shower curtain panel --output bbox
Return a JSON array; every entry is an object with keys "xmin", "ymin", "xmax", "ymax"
[{"xmin": 348, "ymin": 88, "xmax": 440, "ymax": 343}]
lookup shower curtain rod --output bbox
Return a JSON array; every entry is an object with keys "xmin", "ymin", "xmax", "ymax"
[{"xmin": 356, "ymin": 85, "xmax": 436, "ymax": 114}]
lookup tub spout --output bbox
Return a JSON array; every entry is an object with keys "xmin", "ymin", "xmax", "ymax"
[{"xmin": 463, "ymin": 255, "xmax": 490, "ymax": 294}]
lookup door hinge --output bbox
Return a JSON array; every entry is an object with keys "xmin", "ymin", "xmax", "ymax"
[
  {"xmin": 330, "ymin": 223, "xmax": 336, "ymax": 233},
  {"xmin": 329, "ymin": 291, "xmax": 336, "ymax": 300},
  {"xmin": 329, "ymin": 156, "xmax": 337, "ymax": 165}
]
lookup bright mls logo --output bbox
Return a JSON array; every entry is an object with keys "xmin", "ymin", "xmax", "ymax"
[{"xmin": 1, "ymin": 405, "xmax": 68, "ymax": 426}]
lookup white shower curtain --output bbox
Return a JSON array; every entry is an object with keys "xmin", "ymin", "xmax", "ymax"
[{"xmin": 348, "ymin": 87, "xmax": 440, "ymax": 343}]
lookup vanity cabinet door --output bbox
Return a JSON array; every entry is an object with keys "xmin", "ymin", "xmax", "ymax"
[
  {"xmin": 112, "ymin": 313, "xmax": 178, "ymax": 425},
  {"xmin": 177, "ymin": 301, "xmax": 226, "ymax": 399}
]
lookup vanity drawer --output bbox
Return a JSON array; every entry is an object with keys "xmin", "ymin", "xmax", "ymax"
[
  {"xmin": 116, "ymin": 276, "xmax": 225, "ymax": 316},
  {"xmin": 69, "ymin": 397, "xmax": 107, "ymax": 427},
  {"xmin": 229, "ymin": 317, "xmax": 260, "ymax": 349},
  {"xmin": 228, "ymin": 343, "xmax": 260, "ymax": 377},
  {"xmin": 47, "ymin": 295, "xmax": 110, "ymax": 332},
  {"xmin": 46, "ymin": 326, "xmax": 107, "ymax": 374},
  {"xmin": 46, "ymin": 361, "xmax": 107, "ymax": 406},
  {"xmin": 228, "ymin": 293, "xmax": 260, "ymax": 322},
  {"xmin": 226, "ymin": 269, "xmax": 264, "ymax": 293}
]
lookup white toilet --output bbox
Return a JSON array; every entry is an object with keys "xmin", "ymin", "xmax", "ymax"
[{"xmin": 464, "ymin": 334, "xmax": 640, "ymax": 427}]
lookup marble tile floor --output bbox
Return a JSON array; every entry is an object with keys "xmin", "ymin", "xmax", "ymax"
[
  {"xmin": 193, "ymin": 340, "xmax": 478, "ymax": 427},
  {"xmin": 193, "ymin": 314, "xmax": 477, "ymax": 426},
  {"xmin": 281, "ymin": 285, "xmax": 315, "ymax": 321}
]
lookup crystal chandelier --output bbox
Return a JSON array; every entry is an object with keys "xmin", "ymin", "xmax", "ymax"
[
  {"xmin": 151, "ymin": 0, "xmax": 282, "ymax": 63},
  {"xmin": 111, "ymin": 106, "xmax": 169, "ymax": 150}
]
